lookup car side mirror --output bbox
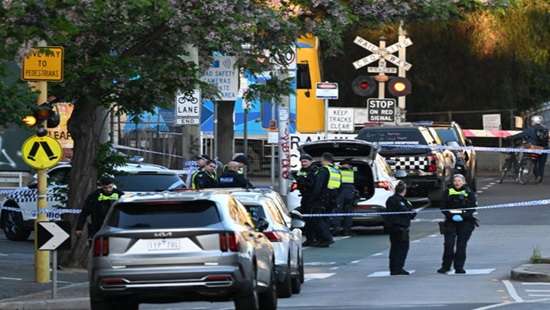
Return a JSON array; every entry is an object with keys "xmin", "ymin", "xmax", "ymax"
[
  {"xmin": 386, "ymin": 159, "xmax": 397, "ymax": 166},
  {"xmin": 395, "ymin": 170, "xmax": 407, "ymax": 178},
  {"xmin": 255, "ymin": 218, "xmax": 269, "ymax": 232},
  {"xmin": 291, "ymin": 219, "xmax": 306, "ymax": 229}
]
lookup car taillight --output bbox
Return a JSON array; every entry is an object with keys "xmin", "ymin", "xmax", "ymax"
[
  {"xmin": 93, "ymin": 237, "xmax": 109, "ymax": 257},
  {"xmin": 290, "ymin": 182, "xmax": 298, "ymax": 192},
  {"xmin": 263, "ymin": 231, "xmax": 282, "ymax": 242},
  {"xmin": 376, "ymin": 181, "xmax": 392, "ymax": 191},
  {"xmin": 355, "ymin": 204, "xmax": 374, "ymax": 210},
  {"xmin": 427, "ymin": 155, "xmax": 437, "ymax": 173},
  {"xmin": 219, "ymin": 233, "xmax": 239, "ymax": 252}
]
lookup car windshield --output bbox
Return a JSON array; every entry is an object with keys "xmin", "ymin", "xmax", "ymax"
[
  {"xmin": 242, "ymin": 204, "xmax": 267, "ymax": 223},
  {"xmin": 357, "ymin": 129, "xmax": 428, "ymax": 145},
  {"xmin": 435, "ymin": 128, "xmax": 461, "ymax": 145},
  {"xmin": 114, "ymin": 173, "xmax": 185, "ymax": 192},
  {"xmin": 108, "ymin": 201, "xmax": 221, "ymax": 229}
]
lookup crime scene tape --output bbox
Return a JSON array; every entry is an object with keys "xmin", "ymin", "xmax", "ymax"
[
  {"xmin": 375, "ymin": 143, "xmax": 550, "ymax": 154},
  {"xmin": 300, "ymin": 198, "xmax": 550, "ymax": 218},
  {"xmin": 113, "ymin": 144, "xmax": 186, "ymax": 159}
]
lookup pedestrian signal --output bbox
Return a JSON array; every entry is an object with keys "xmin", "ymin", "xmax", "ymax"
[
  {"xmin": 388, "ymin": 77, "xmax": 412, "ymax": 97},
  {"xmin": 22, "ymin": 103, "xmax": 60, "ymax": 129},
  {"xmin": 352, "ymin": 75, "xmax": 376, "ymax": 97}
]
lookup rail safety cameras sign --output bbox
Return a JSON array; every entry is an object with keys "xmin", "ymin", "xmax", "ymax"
[{"xmin": 367, "ymin": 98, "xmax": 396, "ymax": 123}]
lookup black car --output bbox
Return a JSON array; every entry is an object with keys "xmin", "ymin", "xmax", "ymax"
[{"xmin": 357, "ymin": 125, "xmax": 453, "ymax": 206}]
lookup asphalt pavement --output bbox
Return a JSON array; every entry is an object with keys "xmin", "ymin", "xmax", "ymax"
[{"xmin": 2, "ymin": 176, "xmax": 550, "ymax": 309}]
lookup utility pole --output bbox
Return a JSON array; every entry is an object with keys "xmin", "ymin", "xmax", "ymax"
[
  {"xmin": 398, "ymin": 21, "xmax": 407, "ymax": 123},
  {"xmin": 376, "ymin": 37, "xmax": 387, "ymax": 100}
]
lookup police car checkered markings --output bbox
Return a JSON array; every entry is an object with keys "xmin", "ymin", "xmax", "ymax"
[
  {"xmin": 376, "ymin": 143, "xmax": 550, "ymax": 154},
  {"xmin": 368, "ymin": 270, "xmax": 416, "ymax": 277},
  {"xmin": 388, "ymin": 155, "xmax": 428, "ymax": 170}
]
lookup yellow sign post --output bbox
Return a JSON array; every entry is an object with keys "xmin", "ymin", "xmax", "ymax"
[
  {"xmin": 21, "ymin": 46, "xmax": 64, "ymax": 82},
  {"xmin": 22, "ymin": 44, "xmax": 64, "ymax": 284},
  {"xmin": 21, "ymin": 136, "xmax": 63, "ymax": 170}
]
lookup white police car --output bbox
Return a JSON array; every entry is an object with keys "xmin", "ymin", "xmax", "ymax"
[{"xmin": 0, "ymin": 163, "xmax": 185, "ymax": 241}]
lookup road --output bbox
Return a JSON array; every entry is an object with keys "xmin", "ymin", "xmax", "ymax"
[{"xmin": 2, "ymin": 176, "xmax": 550, "ymax": 309}]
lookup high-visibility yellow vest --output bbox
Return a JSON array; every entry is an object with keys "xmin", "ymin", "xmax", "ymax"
[
  {"xmin": 98, "ymin": 192, "xmax": 119, "ymax": 201},
  {"xmin": 341, "ymin": 169, "xmax": 355, "ymax": 184},
  {"xmin": 326, "ymin": 165, "xmax": 341, "ymax": 190},
  {"xmin": 448, "ymin": 188, "xmax": 468, "ymax": 197}
]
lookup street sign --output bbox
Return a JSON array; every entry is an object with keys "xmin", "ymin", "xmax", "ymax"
[
  {"xmin": 327, "ymin": 108, "xmax": 354, "ymax": 132},
  {"xmin": 353, "ymin": 36, "xmax": 412, "ymax": 72},
  {"xmin": 316, "ymin": 82, "xmax": 339, "ymax": 100},
  {"xmin": 367, "ymin": 98, "xmax": 396, "ymax": 123},
  {"xmin": 483, "ymin": 114, "xmax": 501, "ymax": 130},
  {"xmin": 202, "ymin": 55, "xmax": 239, "ymax": 101},
  {"xmin": 21, "ymin": 47, "xmax": 64, "ymax": 82},
  {"xmin": 175, "ymin": 90, "xmax": 201, "ymax": 126},
  {"xmin": 21, "ymin": 135, "xmax": 63, "ymax": 170},
  {"xmin": 37, "ymin": 221, "xmax": 71, "ymax": 251}
]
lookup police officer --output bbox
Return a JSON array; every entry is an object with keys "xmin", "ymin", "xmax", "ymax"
[
  {"xmin": 309, "ymin": 152, "xmax": 340, "ymax": 247},
  {"xmin": 75, "ymin": 176, "xmax": 124, "ymax": 239},
  {"xmin": 438, "ymin": 174, "xmax": 477, "ymax": 274},
  {"xmin": 192, "ymin": 160, "xmax": 218, "ymax": 189},
  {"xmin": 188, "ymin": 154, "xmax": 211, "ymax": 188},
  {"xmin": 336, "ymin": 158, "xmax": 356, "ymax": 236},
  {"xmin": 522, "ymin": 115, "xmax": 548, "ymax": 183},
  {"xmin": 218, "ymin": 161, "xmax": 253, "ymax": 188},
  {"xmin": 384, "ymin": 181, "xmax": 416, "ymax": 276},
  {"xmin": 293, "ymin": 154, "xmax": 318, "ymax": 246}
]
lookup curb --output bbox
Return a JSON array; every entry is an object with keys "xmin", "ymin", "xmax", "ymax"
[
  {"xmin": 0, "ymin": 297, "xmax": 89, "ymax": 310},
  {"xmin": 511, "ymin": 264, "xmax": 550, "ymax": 282}
]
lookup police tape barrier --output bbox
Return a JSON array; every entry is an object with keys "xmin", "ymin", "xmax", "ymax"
[
  {"xmin": 376, "ymin": 143, "xmax": 550, "ymax": 154},
  {"xmin": 300, "ymin": 198, "xmax": 550, "ymax": 218},
  {"xmin": 113, "ymin": 144, "xmax": 186, "ymax": 159}
]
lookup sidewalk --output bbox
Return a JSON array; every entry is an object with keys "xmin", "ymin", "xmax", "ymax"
[{"xmin": 0, "ymin": 282, "xmax": 89, "ymax": 310}]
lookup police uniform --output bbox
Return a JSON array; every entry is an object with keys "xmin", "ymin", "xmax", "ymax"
[
  {"xmin": 294, "ymin": 159, "xmax": 318, "ymax": 244},
  {"xmin": 76, "ymin": 188, "xmax": 124, "ymax": 238},
  {"xmin": 218, "ymin": 170, "xmax": 253, "ymax": 188},
  {"xmin": 439, "ymin": 186, "xmax": 477, "ymax": 273},
  {"xmin": 385, "ymin": 193, "xmax": 415, "ymax": 275},
  {"xmin": 192, "ymin": 170, "xmax": 218, "ymax": 189},
  {"xmin": 336, "ymin": 164, "xmax": 356, "ymax": 235},
  {"xmin": 310, "ymin": 163, "xmax": 341, "ymax": 246}
]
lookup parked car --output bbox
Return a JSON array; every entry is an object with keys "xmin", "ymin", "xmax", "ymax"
[
  {"xmin": 232, "ymin": 191, "xmax": 305, "ymax": 298},
  {"xmin": 357, "ymin": 125, "xmax": 454, "ymax": 206},
  {"xmin": 0, "ymin": 163, "xmax": 185, "ymax": 241},
  {"xmin": 429, "ymin": 122, "xmax": 477, "ymax": 190},
  {"xmin": 89, "ymin": 191, "xmax": 277, "ymax": 310}
]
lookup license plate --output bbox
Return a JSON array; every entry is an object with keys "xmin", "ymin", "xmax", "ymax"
[{"xmin": 147, "ymin": 239, "xmax": 181, "ymax": 252}]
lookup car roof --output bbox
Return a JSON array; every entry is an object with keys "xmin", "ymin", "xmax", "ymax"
[
  {"xmin": 117, "ymin": 190, "xmax": 229, "ymax": 204},
  {"xmin": 50, "ymin": 162, "xmax": 174, "ymax": 174}
]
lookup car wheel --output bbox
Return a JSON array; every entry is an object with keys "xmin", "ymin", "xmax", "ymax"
[
  {"xmin": 235, "ymin": 270, "xmax": 259, "ymax": 310},
  {"xmin": 1, "ymin": 205, "xmax": 31, "ymax": 241},
  {"xmin": 277, "ymin": 264, "xmax": 292, "ymax": 298},
  {"xmin": 259, "ymin": 268, "xmax": 278, "ymax": 310}
]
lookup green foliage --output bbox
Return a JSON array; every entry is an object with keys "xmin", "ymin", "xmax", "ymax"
[
  {"xmin": 531, "ymin": 246, "xmax": 543, "ymax": 263},
  {"xmin": 0, "ymin": 62, "xmax": 37, "ymax": 126},
  {"xmin": 95, "ymin": 142, "xmax": 127, "ymax": 179}
]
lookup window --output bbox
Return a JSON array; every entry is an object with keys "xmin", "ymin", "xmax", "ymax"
[
  {"xmin": 114, "ymin": 173, "xmax": 184, "ymax": 192},
  {"xmin": 108, "ymin": 201, "xmax": 221, "ymax": 229},
  {"xmin": 435, "ymin": 128, "xmax": 461, "ymax": 145},
  {"xmin": 296, "ymin": 63, "xmax": 311, "ymax": 89},
  {"xmin": 357, "ymin": 128, "xmax": 428, "ymax": 145}
]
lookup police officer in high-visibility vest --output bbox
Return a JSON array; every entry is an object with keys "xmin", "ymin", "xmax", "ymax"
[
  {"xmin": 188, "ymin": 154, "xmax": 211, "ymax": 189},
  {"xmin": 335, "ymin": 158, "xmax": 357, "ymax": 236},
  {"xmin": 438, "ymin": 174, "xmax": 478, "ymax": 274},
  {"xmin": 192, "ymin": 160, "xmax": 218, "ymax": 189},
  {"xmin": 75, "ymin": 176, "xmax": 124, "ymax": 239},
  {"xmin": 309, "ymin": 152, "xmax": 341, "ymax": 247},
  {"xmin": 293, "ymin": 154, "xmax": 318, "ymax": 246}
]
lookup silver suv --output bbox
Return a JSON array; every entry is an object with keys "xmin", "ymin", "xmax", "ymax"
[{"xmin": 89, "ymin": 191, "xmax": 277, "ymax": 310}]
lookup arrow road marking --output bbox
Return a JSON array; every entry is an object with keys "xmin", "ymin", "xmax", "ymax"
[{"xmin": 39, "ymin": 222, "xmax": 70, "ymax": 251}]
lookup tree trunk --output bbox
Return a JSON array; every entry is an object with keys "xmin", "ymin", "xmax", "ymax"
[
  {"xmin": 61, "ymin": 99, "xmax": 104, "ymax": 267},
  {"xmin": 218, "ymin": 102, "xmax": 235, "ymax": 163}
]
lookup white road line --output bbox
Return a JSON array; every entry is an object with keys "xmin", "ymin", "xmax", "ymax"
[
  {"xmin": 304, "ymin": 262, "xmax": 336, "ymax": 266},
  {"xmin": 448, "ymin": 268, "xmax": 495, "ymax": 275},
  {"xmin": 371, "ymin": 252, "xmax": 383, "ymax": 257},
  {"xmin": 368, "ymin": 270, "xmax": 416, "ymax": 278},
  {"xmin": 334, "ymin": 236, "xmax": 351, "ymax": 241},
  {"xmin": 477, "ymin": 191, "xmax": 484, "ymax": 194},
  {"xmin": 0, "ymin": 276, "xmax": 23, "ymax": 281},
  {"xmin": 528, "ymin": 294, "xmax": 550, "ymax": 297},
  {"xmin": 0, "ymin": 253, "xmax": 8, "ymax": 256},
  {"xmin": 522, "ymin": 282, "xmax": 550, "ymax": 285},
  {"xmin": 473, "ymin": 298, "xmax": 550, "ymax": 310},
  {"xmin": 431, "ymin": 219, "xmax": 441, "ymax": 222},
  {"xmin": 526, "ymin": 289, "xmax": 550, "ymax": 292},
  {"xmin": 350, "ymin": 260, "xmax": 361, "ymax": 264},
  {"xmin": 482, "ymin": 186, "xmax": 490, "ymax": 190},
  {"xmin": 411, "ymin": 240, "xmax": 421, "ymax": 243},
  {"xmin": 329, "ymin": 266, "xmax": 339, "ymax": 271},
  {"xmin": 429, "ymin": 234, "xmax": 439, "ymax": 238},
  {"xmin": 304, "ymin": 273, "xmax": 335, "ymax": 282},
  {"xmin": 503, "ymin": 280, "xmax": 524, "ymax": 302}
]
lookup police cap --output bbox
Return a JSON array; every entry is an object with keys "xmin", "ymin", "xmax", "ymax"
[{"xmin": 300, "ymin": 154, "xmax": 313, "ymax": 161}]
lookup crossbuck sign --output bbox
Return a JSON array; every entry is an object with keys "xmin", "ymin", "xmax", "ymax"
[{"xmin": 352, "ymin": 36, "xmax": 413, "ymax": 72}]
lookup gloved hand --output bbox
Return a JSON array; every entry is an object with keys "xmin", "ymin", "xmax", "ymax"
[{"xmin": 452, "ymin": 214, "xmax": 463, "ymax": 222}]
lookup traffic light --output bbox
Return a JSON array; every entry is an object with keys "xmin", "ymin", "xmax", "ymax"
[
  {"xmin": 388, "ymin": 77, "xmax": 412, "ymax": 97},
  {"xmin": 352, "ymin": 75, "xmax": 376, "ymax": 97},
  {"xmin": 21, "ymin": 103, "xmax": 60, "ymax": 130}
]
